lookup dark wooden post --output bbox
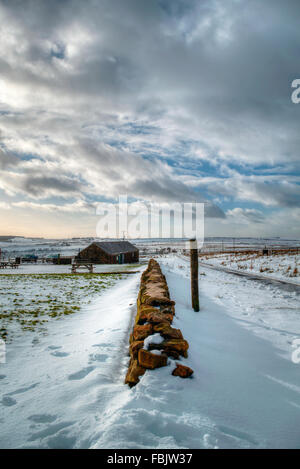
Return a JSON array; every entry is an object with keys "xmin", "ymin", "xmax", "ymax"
[{"xmin": 190, "ymin": 238, "xmax": 199, "ymax": 312}]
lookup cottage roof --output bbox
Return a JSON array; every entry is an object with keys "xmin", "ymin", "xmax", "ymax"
[{"xmin": 92, "ymin": 241, "xmax": 138, "ymax": 255}]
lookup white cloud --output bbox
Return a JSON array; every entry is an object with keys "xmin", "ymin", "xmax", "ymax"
[
  {"xmin": 0, "ymin": 0, "xmax": 299, "ymax": 236},
  {"xmin": 12, "ymin": 200, "xmax": 96, "ymax": 213},
  {"xmin": 0, "ymin": 201, "xmax": 10, "ymax": 210},
  {"xmin": 226, "ymin": 208, "xmax": 265, "ymax": 225}
]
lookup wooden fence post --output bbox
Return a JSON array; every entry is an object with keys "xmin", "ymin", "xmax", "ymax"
[{"xmin": 190, "ymin": 238, "xmax": 199, "ymax": 312}]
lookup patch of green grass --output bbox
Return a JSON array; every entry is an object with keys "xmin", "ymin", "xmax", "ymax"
[{"xmin": 0, "ymin": 272, "xmax": 128, "ymax": 342}]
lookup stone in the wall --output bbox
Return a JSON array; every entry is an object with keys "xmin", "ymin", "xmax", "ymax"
[
  {"xmin": 172, "ymin": 363, "xmax": 194, "ymax": 378},
  {"xmin": 129, "ymin": 340, "xmax": 144, "ymax": 359},
  {"xmin": 132, "ymin": 324, "xmax": 153, "ymax": 341},
  {"xmin": 125, "ymin": 359, "xmax": 146, "ymax": 387},
  {"xmin": 146, "ymin": 311, "xmax": 173, "ymax": 325},
  {"xmin": 135, "ymin": 305, "xmax": 159, "ymax": 325},
  {"xmin": 141, "ymin": 283, "xmax": 174, "ymax": 306},
  {"xmin": 148, "ymin": 338, "xmax": 189, "ymax": 358},
  {"xmin": 138, "ymin": 349, "xmax": 168, "ymax": 370},
  {"xmin": 152, "ymin": 323, "xmax": 183, "ymax": 340},
  {"xmin": 160, "ymin": 305, "xmax": 175, "ymax": 316}
]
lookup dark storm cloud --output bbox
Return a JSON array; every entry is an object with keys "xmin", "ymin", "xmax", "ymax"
[
  {"xmin": 22, "ymin": 175, "xmax": 83, "ymax": 197},
  {"xmin": 70, "ymin": 138, "xmax": 224, "ymax": 217},
  {"xmin": 0, "ymin": 149, "xmax": 19, "ymax": 169},
  {"xmin": 251, "ymin": 181, "xmax": 300, "ymax": 208}
]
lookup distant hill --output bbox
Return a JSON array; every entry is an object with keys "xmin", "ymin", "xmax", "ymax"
[
  {"xmin": 0, "ymin": 236, "xmax": 22, "ymax": 241},
  {"xmin": 0, "ymin": 236, "xmax": 44, "ymax": 242}
]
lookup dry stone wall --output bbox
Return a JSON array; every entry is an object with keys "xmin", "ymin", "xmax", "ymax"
[{"xmin": 125, "ymin": 259, "xmax": 193, "ymax": 387}]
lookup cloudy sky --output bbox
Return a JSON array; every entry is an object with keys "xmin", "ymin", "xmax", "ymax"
[{"xmin": 0, "ymin": 0, "xmax": 299, "ymax": 238}]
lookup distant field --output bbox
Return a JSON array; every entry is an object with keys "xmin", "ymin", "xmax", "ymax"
[
  {"xmin": 200, "ymin": 252, "xmax": 300, "ymax": 284},
  {"xmin": 0, "ymin": 262, "xmax": 144, "ymax": 275},
  {"xmin": 0, "ymin": 272, "xmax": 129, "ymax": 342}
]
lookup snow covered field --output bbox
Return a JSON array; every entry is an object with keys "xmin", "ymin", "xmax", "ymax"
[
  {"xmin": 0, "ymin": 255, "xmax": 299, "ymax": 448},
  {"xmin": 1, "ymin": 236, "xmax": 299, "ymax": 260},
  {"xmin": 0, "ymin": 270, "xmax": 135, "ymax": 342},
  {"xmin": 0, "ymin": 263, "xmax": 143, "ymax": 275},
  {"xmin": 200, "ymin": 252, "xmax": 300, "ymax": 285}
]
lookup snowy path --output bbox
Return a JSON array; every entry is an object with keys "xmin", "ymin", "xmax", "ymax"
[
  {"xmin": 161, "ymin": 258, "xmax": 300, "ymax": 448},
  {"xmin": 0, "ymin": 257, "xmax": 299, "ymax": 448},
  {"xmin": 0, "ymin": 273, "xmax": 141, "ymax": 448},
  {"xmin": 199, "ymin": 261, "xmax": 300, "ymax": 291},
  {"xmin": 198, "ymin": 252, "xmax": 300, "ymax": 286}
]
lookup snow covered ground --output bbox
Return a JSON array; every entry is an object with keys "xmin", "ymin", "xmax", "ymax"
[
  {"xmin": 0, "ymin": 273, "xmax": 142, "ymax": 449},
  {"xmin": 0, "ymin": 270, "xmax": 136, "ymax": 342},
  {"xmin": 1, "ymin": 236, "xmax": 299, "ymax": 260},
  {"xmin": 200, "ymin": 252, "xmax": 300, "ymax": 285},
  {"xmin": 0, "ymin": 263, "xmax": 143, "ymax": 275},
  {"xmin": 0, "ymin": 255, "xmax": 299, "ymax": 448}
]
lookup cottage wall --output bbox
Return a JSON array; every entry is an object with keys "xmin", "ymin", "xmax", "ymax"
[
  {"xmin": 77, "ymin": 243, "xmax": 139, "ymax": 264},
  {"xmin": 124, "ymin": 251, "xmax": 139, "ymax": 263},
  {"xmin": 77, "ymin": 244, "xmax": 113, "ymax": 263}
]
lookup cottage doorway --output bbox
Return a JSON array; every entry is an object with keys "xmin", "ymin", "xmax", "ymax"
[{"xmin": 118, "ymin": 254, "xmax": 124, "ymax": 264}]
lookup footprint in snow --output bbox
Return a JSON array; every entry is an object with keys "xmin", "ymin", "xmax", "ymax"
[
  {"xmin": 95, "ymin": 329, "xmax": 104, "ymax": 334},
  {"xmin": 47, "ymin": 346, "xmax": 61, "ymax": 351},
  {"xmin": 68, "ymin": 366, "xmax": 95, "ymax": 381},
  {"xmin": 28, "ymin": 414, "xmax": 57, "ymax": 424},
  {"xmin": 92, "ymin": 343, "xmax": 111, "ymax": 348},
  {"xmin": 0, "ymin": 375, "xmax": 6, "ymax": 380},
  {"xmin": 89, "ymin": 353, "xmax": 108, "ymax": 363},
  {"xmin": 50, "ymin": 351, "xmax": 69, "ymax": 357},
  {"xmin": 6, "ymin": 383, "xmax": 39, "ymax": 396},
  {"xmin": 45, "ymin": 433, "xmax": 77, "ymax": 449},
  {"xmin": 28, "ymin": 421, "xmax": 74, "ymax": 441},
  {"xmin": 1, "ymin": 396, "xmax": 17, "ymax": 407}
]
